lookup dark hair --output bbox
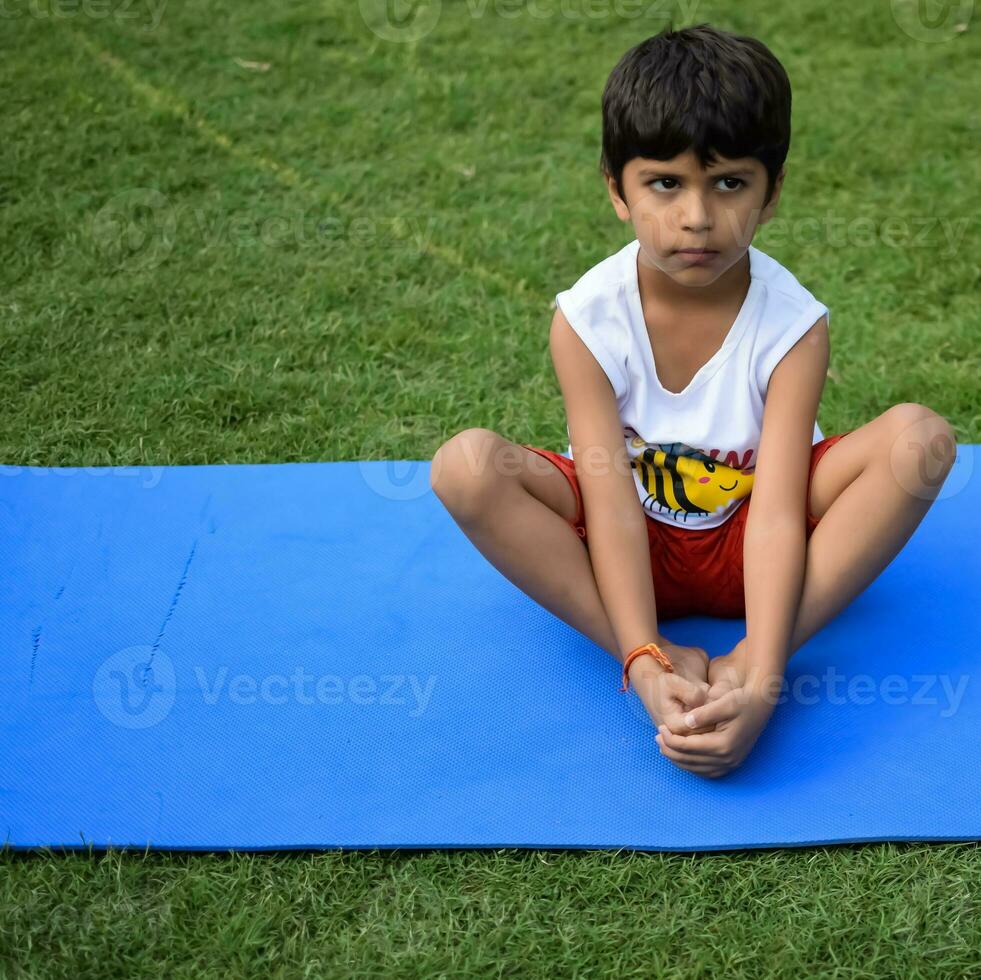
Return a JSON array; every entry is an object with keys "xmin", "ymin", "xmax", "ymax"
[{"xmin": 600, "ymin": 23, "xmax": 791, "ymax": 208}]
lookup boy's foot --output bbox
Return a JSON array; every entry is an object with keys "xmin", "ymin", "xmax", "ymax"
[
  {"xmin": 706, "ymin": 637, "xmax": 748, "ymax": 702},
  {"xmin": 658, "ymin": 640, "xmax": 711, "ymax": 690},
  {"xmin": 706, "ymin": 637, "xmax": 782, "ymax": 703}
]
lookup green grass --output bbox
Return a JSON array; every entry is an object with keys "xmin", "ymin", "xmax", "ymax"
[
  {"xmin": 2, "ymin": 0, "xmax": 980, "ymax": 976},
  {"xmin": 3, "ymin": 842, "xmax": 981, "ymax": 977}
]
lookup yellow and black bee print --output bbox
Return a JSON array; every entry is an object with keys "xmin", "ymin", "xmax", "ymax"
[{"xmin": 627, "ymin": 434, "xmax": 754, "ymax": 525}]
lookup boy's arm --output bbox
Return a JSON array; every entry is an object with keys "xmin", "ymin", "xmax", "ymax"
[
  {"xmin": 549, "ymin": 307, "xmax": 668, "ymax": 674},
  {"xmin": 742, "ymin": 314, "xmax": 830, "ymax": 687}
]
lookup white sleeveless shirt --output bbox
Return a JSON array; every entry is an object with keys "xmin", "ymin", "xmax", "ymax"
[{"xmin": 555, "ymin": 238, "xmax": 829, "ymax": 530}]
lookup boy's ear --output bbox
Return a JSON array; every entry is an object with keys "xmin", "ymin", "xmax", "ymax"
[
  {"xmin": 605, "ymin": 173, "xmax": 631, "ymax": 222},
  {"xmin": 758, "ymin": 166, "xmax": 786, "ymax": 226}
]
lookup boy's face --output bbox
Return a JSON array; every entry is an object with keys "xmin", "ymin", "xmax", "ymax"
[{"xmin": 605, "ymin": 148, "xmax": 783, "ymax": 289}]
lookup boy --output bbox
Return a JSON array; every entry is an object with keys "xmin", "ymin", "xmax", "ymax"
[{"xmin": 430, "ymin": 24, "xmax": 956, "ymax": 778}]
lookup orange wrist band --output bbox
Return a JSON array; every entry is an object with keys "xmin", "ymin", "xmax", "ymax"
[{"xmin": 619, "ymin": 641, "xmax": 674, "ymax": 693}]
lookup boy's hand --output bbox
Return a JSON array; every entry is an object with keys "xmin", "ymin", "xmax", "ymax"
[
  {"xmin": 655, "ymin": 660, "xmax": 783, "ymax": 778},
  {"xmin": 658, "ymin": 641, "xmax": 721, "ymax": 734},
  {"xmin": 628, "ymin": 641, "xmax": 717, "ymax": 735}
]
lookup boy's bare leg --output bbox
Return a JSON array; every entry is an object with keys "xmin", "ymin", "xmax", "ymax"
[
  {"xmin": 430, "ymin": 428, "xmax": 712, "ymax": 701},
  {"xmin": 431, "ymin": 430, "xmax": 623, "ymax": 651},
  {"xmin": 711, "ymin": 404, "xmax": 957, "ymax": 695}
]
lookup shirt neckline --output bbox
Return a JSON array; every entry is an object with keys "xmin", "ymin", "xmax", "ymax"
[{"xmin": 626, "ymin": 239, "xmax": 762, "ymax": 399}]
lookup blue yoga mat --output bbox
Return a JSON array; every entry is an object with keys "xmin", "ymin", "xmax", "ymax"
[{"xmin": 2, "ymin": 449, "xmax": 979, "ymax": 852}]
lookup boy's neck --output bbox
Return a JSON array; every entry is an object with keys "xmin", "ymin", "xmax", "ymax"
[{"xmin": 636, "ymin": 245, "xmax": 751, "ymax": 317}]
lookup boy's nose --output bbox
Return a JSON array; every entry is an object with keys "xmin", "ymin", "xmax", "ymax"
[{"xmin": 677, "ymin": 193, "xmax": 712, "ymax": 232}]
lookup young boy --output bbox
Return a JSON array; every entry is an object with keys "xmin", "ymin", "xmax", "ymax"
[{"xmin": 430, "ymin": 23, "xmax": 956, "ymax": 779}]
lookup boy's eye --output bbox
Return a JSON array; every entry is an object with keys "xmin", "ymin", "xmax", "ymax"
[{"xmin": 648, "ymin": 177, "xmax": 745, "ymax": 191}]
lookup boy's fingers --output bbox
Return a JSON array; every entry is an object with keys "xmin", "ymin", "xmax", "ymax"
[
  {"xmin": 671, "ymin": 675, "xmax": 710, "ymax": 705},
  {"xmin": 657, "ymin": 678, "xmax": 714, "ymax": 734},
  {"xmin": 657, "ymin": 726, "xmax": 727, "ymax": 762},
  {"xmin": 705, "ymin": 679, "xmax": 739, "ymax": 703},
  {"xmin": 677, "ymin": 689, "xmax": 741, "ymax": 731},
  {"xmin": 663, "ymin": 717, "xmax": 716, "ymax": 736},
  {"xmin": 661, "ymin": 705, "xmax": 715, "ymax": 735}
]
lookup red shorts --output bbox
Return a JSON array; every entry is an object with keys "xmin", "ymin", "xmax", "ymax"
[{"xmin": 520, "ymin": 432, "xmax": 852, "ymax": 620}]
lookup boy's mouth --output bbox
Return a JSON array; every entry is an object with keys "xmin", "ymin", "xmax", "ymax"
[{"xmin": 675, "ymin": 248, "xmax": 719, "ymax": 264}]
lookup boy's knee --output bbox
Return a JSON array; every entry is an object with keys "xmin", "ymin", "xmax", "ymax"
[
  {"xmin": 884, "ymin": 403, "xmax": 956, "ymax": 456},
  {"xmin": 430, "ymin": 428, "xmax": 505, "ymax": 510},
  {"xmin": 881, "ymin": 404, "xmax": 957, "ymax": 491}
]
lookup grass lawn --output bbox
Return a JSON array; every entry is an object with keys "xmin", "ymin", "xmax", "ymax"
[{"xmin": 2, "ymin": 1, "xmax": 979, "ymax": 976}]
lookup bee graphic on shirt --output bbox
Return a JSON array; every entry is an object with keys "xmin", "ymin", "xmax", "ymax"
[{"xmin": 628, "ymin": 438, "xmax": 754, "ymax": 524}]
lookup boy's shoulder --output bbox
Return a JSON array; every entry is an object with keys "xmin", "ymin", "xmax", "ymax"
[
  {"xmin": 748, "ymin": 245, "xmax": 824, "ymax": 315},
  {"xmin": 554, "ymin": 239, "xmax": 638, "ymax": 311}
]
